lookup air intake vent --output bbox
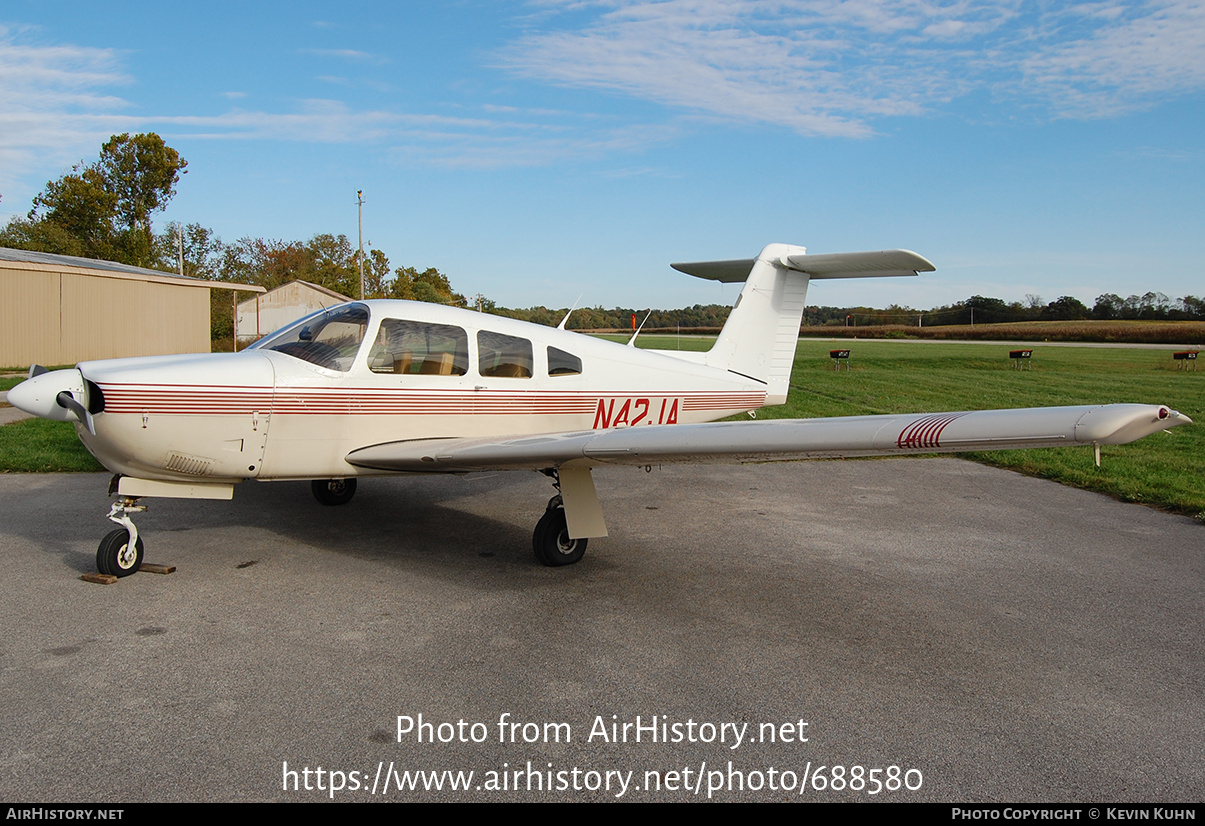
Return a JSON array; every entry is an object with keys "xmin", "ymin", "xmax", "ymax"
[{"xmin": 165, "ymin": 452, "xmax": 213, "ymax": 476}]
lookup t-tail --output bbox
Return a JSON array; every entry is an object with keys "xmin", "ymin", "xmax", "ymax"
[{"xmin": 672, "ymin": 244, "xmax": 936, "ymax": 405}]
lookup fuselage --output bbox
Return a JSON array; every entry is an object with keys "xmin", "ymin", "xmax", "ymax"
[{"xmin": 67, "ymin": 300, "xmax": 768, "ymax": 483}]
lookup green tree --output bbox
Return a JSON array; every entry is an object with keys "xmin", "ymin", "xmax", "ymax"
[
  {"xmin": 96, "ymin": 133, "xmax": 187, "ymax": 238},
  {"xmin": 156, "ymin": 222, "xmax": 224, "ymax": 279},
  {"xmin": 1093, "ymin": 293, "xmax": 1124, "ymax": 320},
  {"xmin": 1041, "ymin": 296, "xmax": 1090, "ymax": 321},
  {"xmin": 364, "ymin": 249, "xmax": 392, "ymax": 298},
  {"xmin": 3, "ymin": 133, "xmax": 187, "ymax": 267},
  {"xmin": 0, "ymin": 215, "xmax": 90, "ymax": 257},
  {"xmin": 29, "ymin": 164, "xmax": 118, "ymax": 255},
  {"xmin": 306, "ymin": 233, "xmax": 358, "ymax": 296},
  {"xmin": 389, "ymin": 265, "xmax": 464, "ymax": 305}
]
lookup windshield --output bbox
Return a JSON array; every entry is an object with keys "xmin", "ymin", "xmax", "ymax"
[{"xmin": 249, "ymin": 303, "xmax": 369, "ymax": 372}]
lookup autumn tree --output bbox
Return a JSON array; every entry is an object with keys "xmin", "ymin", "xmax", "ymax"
[{"xmin": 389, "ymin": 266, "xmax": 466, "ymax": 306}]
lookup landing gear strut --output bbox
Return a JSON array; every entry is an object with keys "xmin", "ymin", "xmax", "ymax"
[
  {"xmin": 97, "ymin": 497, "xmax": 146, "ymax": 577},
  {"xmin": 532, "ymin": 493, "xmax": 587, "ymax": 567}
]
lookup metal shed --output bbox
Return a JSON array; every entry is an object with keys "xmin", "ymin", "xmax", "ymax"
[
  {"xmin": 236, "ymin": 280, "xmax": 352, "ymax": 343},
  {"xmin": 0, "ymin": 247, "xmax": 263, "ymax": 368}
]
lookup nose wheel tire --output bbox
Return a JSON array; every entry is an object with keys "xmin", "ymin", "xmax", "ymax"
[
  {"xmin": 97, "ymin": 528, "xmax": 144, "ymax": 577},
  {"xmin": 532, "ymin": 507, "xmax": 587, "ymax": 567},
  {"xmin": 312, "ymin": 478, "xmax": 357, "ymax": 506}
]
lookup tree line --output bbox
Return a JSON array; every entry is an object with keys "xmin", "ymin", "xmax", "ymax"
[
  {"xmin": 836, "ymin": 293, "xmax": 1205, "ymax": 327},
  {"xmin": 3, "ymin": 134, "xmax": 1200, "ymax": 343}
]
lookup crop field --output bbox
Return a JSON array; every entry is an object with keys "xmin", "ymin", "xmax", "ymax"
[
  {"xmin": 798, "ymin": 319, "xmax": 1205, "ymax": 344},
  {"xmin": 2, "ymin": 340, "xmax": 1202, "ymax": 518}
]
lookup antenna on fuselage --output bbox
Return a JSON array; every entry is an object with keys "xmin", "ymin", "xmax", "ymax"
[
  {"xmin": 627, "ymin": 309, "xmax": 653, "ymax": 347},
  {"xmin": 557, "ymin": 294, "xmax": 583, "ymax": 330}
]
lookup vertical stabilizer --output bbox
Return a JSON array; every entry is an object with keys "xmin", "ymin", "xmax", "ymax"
[
  {"xmin": 674, "ymin": 239, "xmax": 804, "ymax": 405},
  {"xmin": 670, "ymin": 244, "xmax": 934, "ymax": 406},
  {"xmin": 694, "ymin": 243, "xmax": 811, "ymax": 406}
]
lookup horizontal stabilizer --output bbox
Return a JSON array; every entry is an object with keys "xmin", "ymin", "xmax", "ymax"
[
  {"xmin": 347, "ymin": 404, "xmax": 1189, "ymax": 473},
  {"xmin": 672, "ymin": 249, "xmax": 935, "ymax": 283},
  {"xmin": 783, "ymin": 249, "xmax": 935, "ymax": 279},
  {"xmin": 671, "ymin": 258, "xmax": 756, "ymax": 282}
]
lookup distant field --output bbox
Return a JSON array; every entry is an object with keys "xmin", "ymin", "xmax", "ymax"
[
  {"xmin": 799, "ymin": 319, "xmax": 1205, "ymax": 344},
  {"xmin": 2, "ymin": 339, "xmax": 1201, "ymax": 518}
]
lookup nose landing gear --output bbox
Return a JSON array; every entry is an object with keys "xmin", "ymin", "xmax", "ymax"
[{"xmin": 97, "ymin": 497, "xmax": 146, "ymax": 577}]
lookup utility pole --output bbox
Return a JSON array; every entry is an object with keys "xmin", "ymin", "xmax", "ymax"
[
  {"xmin": 177, "ymin": 223, "xmax": 184, "ymax": 276},
  {"xmin": 357, "ymin": 190, "xmax": 365, "ymax": 300}
]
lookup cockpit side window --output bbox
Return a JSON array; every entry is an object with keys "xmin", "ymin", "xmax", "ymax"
[
  {"xmin": 478, "ymin": 331, "xmax": 533, "ymax": 378},
  {"xmin": 255, "ymin": 304, "xmax": 368, "ymax": 372},
  {"xmin": 368, "ymin": 319, "xmax": 468, "ymax": 376},
  {"xmin": 547, "ymin": 346, "xmax": 582, "ymax": 377}
]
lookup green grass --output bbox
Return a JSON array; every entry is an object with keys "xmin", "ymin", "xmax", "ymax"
[
  {"xmin": 2, "ymin": 373, "xmax": 106, "ymax": 472},
  {"xmin": 592, "ymin": 333, "xmax": 714, "ymax": 352},
  {"xmin": 0, "ymin": 418, "xmax": 105, "ymax": 473},
  {"xmin": 763, "ymin": 340, "xmax": 1203, "ymax": 519},
  {"xmin": 2, "ymin": 339, "xmax": 1201, "ymax": 518}
]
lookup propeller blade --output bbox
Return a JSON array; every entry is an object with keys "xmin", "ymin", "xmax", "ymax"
[{"xmin": 56, "ymin": 391, "xmax": 96, "ymax": 435}]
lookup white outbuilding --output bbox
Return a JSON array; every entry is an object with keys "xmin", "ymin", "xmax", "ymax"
[{"xmin": 235, "ymin": 280, "xmax": 352, "ymax": 343}]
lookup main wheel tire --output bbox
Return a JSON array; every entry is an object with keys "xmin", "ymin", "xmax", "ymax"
[
  {"xmin": 532, "ymin": 507, "xmax": 587, "ymax": 567},
  {"xmin": 312, "ymin": 478, "xmax": 357, "ymax": 506},
  {"xmin": 97, "ymin": 528, "xmax": 144, "ymax": 577}
]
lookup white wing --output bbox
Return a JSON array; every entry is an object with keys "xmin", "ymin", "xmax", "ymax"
[{"xmin": 346, "ymin": 404, "xmax": 1189, "ymax": 473}]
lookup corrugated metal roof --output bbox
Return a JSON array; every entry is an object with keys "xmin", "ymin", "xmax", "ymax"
[{"xmin": 0, "ymin": 246, "xmax": 263, "ymax": 291}]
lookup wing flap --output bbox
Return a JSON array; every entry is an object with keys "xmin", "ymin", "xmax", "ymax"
[{"xmin": 346, "ymin": 404, "xmax": 1189, "ymax": 473}]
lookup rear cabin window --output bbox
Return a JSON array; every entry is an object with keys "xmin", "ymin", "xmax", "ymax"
[
  {"xmin": 547, "ymin": 347, "xmax": 582, "ymax": 377},
  {"xmin": 478, "ymin": 331, "xmax": 533, "ymax": 378},
  {"xmin": 368, "ymin": 319, "xmax": 468, "ymax": 375}
]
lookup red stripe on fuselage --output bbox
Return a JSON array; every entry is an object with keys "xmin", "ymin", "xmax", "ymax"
[{"xmin": 96, "ymin": 383, "xmax": 767, "ymax": 417}]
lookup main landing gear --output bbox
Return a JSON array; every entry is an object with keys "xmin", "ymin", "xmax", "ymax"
[
  {"xmin": 312, "ymin": 478, "xmax": 357, "ymax": 506},
  {"xmin": 532, "ymin": 494, "xmax": 587, "ymax": 567}
]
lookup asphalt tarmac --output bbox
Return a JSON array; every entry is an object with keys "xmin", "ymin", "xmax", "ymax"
[{"xmin": 0, "ymin": 460, "xmax": 1200, "ymax": 802}]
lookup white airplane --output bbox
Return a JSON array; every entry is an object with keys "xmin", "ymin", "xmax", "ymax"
[{"xmin": 8, "ymin": 243, "xmax": 1190, "ymax": 577}]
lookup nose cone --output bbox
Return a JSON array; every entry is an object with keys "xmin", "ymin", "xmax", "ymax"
[{"xmin": 7, "ymin": 369, "xmax": 86, "ymax": 422}]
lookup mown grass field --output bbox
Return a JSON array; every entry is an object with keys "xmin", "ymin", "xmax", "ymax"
[{"xmin": 3, "ymin": 341, "xmax": 1202, "ymax": 518}]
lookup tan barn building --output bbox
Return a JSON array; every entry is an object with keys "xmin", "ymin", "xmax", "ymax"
[
  {"xmin": 236, "ymin": 280, "xmax": 351, "ymax": 343},
  {"xmin": 1, "ymin": 248, "xmax": 263, "ymax": 368}
]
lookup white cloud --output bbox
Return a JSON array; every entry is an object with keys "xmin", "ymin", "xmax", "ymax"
[
  {"xmin": 498, "ymin": 0, "xmax": 1205, "ymax": 131},
  {"xmin": 304, "ymin": 48, "xmax": 389, "ymax": 65},
  {"xmin": 5, "ymin": 3, "xmax": 1203, "ymax": 203},
  {"xmin": 1018, "ymin": 1, "xmax": 1205, "ymax": 117},
  {"xmin": 0, "ymin": 27, "xmax": 134, "ymax": 197},
  {"xmin": 0, "ymin": 24, "xmax": 662, "ymax": 202}
]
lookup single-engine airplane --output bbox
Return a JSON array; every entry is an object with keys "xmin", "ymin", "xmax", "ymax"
[{"xmin": 8, "ymin": 243, "xmax": 1190, "ymax": 576}]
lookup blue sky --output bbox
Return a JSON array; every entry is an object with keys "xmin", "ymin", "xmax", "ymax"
[{"xmin": 2, "ymin": 1, "xmax": 1202, "ymax": 311}]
